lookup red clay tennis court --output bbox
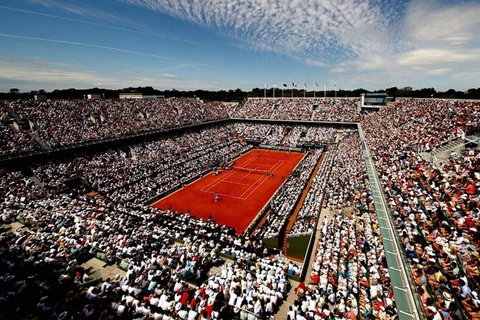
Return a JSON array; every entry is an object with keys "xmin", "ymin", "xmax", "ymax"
[{"xmin": 151, "ymin": 149, "xmax": 304, "ymax": 233}]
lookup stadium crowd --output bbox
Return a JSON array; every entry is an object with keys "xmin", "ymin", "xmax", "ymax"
[
  {"xmin": 233, "ymin": 123, "xmax": 271, "ymax": 142},
  {"xmin": 1, "ymin": 96, "xmax": 480, "ymax": 320},
  {"xmin": 252, "ymin": 149, "xmax": 323, "ymax": 241},
  {"xmin": 2, "ymin": 98, "xmax": 229, "ymax": 150},
  {"xmin": 311, "ymin": 99, "xmax": 360, "ymax": 123},
  {"xmin": 0, "ymin": 105, "xmax": 40, "ymax": 156},
  {"xmin": 288, "ymin": 128, "xmax": 356, "ymax": 237},
  {"xmin": 1, "ymin": 97, "xmax": 357, "ymax": 157},
  {"xmin": 233, "ymin": 123, "xmax": 336, "ymax": 148},
  {"xmin": 297, "ymin": 126, "xmax": 337, "ymax": 147},
  {"xmin": 1, "ymin": 167, "xmax": 300, "ymax": 319},
  {"xmin": 236, "ymin": 98, "xmax": 361, "ymax": 122},
  {"xmin": 29, "ymin": 124, "xmax": 251, "ymax": 203},
  {"xmin": 361, "ymin": 98, "xmax": 480, "ymax": 320},
  {"xmin": 289, "ymin": 131, "xmax": 397, "ymax": 319},
  {"xmin": 287, "ymin": 148, "xmax": 332, "ymax": 237}
]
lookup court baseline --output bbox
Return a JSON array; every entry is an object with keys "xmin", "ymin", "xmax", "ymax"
[
  {"xmin": 236, "ymin": 159, "xmax": 285, "ymax": 200},
  {"xmin": 199, "ymin": 156, "xmax": 260, "ymax": 193},
  {"xmin": 201, "ymin": 158, "xmax": 285, "ymax": 200}
]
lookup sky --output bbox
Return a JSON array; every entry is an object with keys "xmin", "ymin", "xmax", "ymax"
[{"xmin": 0, "ymin": 0, "xmax": 479, "ymax": 92}]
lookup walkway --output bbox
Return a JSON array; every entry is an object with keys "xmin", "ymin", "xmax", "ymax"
[{"xmin": 282, "ymin": 150, "xmax": 326, "ymax": 259}]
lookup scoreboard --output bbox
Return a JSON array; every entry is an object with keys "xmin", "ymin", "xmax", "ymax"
[{"xmin": 364, "ymin": 93, "xmax": 386, "ymax": 106}]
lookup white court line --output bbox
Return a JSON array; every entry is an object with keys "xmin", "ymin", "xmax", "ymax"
[
  {"xmin": 150, "ymin": 150, "xmax": 293, "ymax": 206},
  {"xmin": 199, "ymin": 156, "xmax": 261, "ymax": 195},
  {"xmin": 200, "ymin": 158, "xmax": 260, "ymax": 193},
  {"xmin": 237, "ymin": 159, "xmax": 285, "ymax": 199},
  {"xmin": 199, "ymin": 169, "xmax": 237, "ymax": 192},
  {"xmin": 237, "ymin": 174, "xmax": 271, "ymax": 200},
  {"xmin": 231, "ymin": 158, "xmax": 282, "ymax": 193},
  {"xmin": 209, "ymin": 171, "xmax": 267, "ymax": 199},
  {"xmin": 203, "ymin": 180, "xmax": 253, "ymax": 192},
  {"xmin": 220, "ymin": 180, "xmax": 253, "ymax": 187},
  {"xmin": 200, "ymin": 153, "xmax": 288, "ymax": 200},
  {"xmin": 223, "ymin": 158, "xmax": 286, "ymax": 200}
]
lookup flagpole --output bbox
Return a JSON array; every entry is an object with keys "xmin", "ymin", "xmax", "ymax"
[
  {"xmin": 273, "ymin": 84, "xmax": 276, "ymax": 98},
  {"xmin": 334, "ymin": 81, "xmax": 337, "ymax": 98},
  {"xmin": 314, "ymin": 82, "xmax": 316, "ymax": 98},
  {"xmin": 264, "ymin": 84, "xmax": 266, "ymax": 98},
  {"xmin": 324, "ymin": 82, "xmax": 327, "ymax": 98}
]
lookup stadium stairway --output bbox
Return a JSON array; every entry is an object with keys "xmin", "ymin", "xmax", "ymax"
[
  {"xmin": 282, "ymin": 150, "xmax": 326, "ymax": 260},
  {"xmin": 29, "ymin": 175, "xmax": 44, "ymax": 189},
  {"xmin": 81, "ymin": 257, "xmax": 125, "ymax": 285},
  {"xmin": 4, "ymin": 105, "xmax": 52, "ymax": 151},
  {"xmin": 86, "ymin": 190, "xmax": 107, "ymax": 200},
  {"xmin": 28, "ymin": 131, "xmax": 52, "ymax": 151},
  {"xmin": 279, "ymin": 127, "xmax": 290, "ymax": 146},
  {"xmin": 4, "ymin": 105, "xmax": 22, "ymax": 123},
  {"xmin": 421, "ymin": 137, "xmax": 474, "ymax": 166}
]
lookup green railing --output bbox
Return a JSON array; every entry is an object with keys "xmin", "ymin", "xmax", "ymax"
[{"xmin": 358, "ymin": 124, "xmax": 425, "ymax": 320}]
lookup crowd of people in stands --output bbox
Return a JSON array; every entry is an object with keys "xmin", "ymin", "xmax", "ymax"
[
  {"xmin": 1, "ymin": 98, "xmax": 229, "ymax": 150},
  {"xmin": 235, "ymin": 98, "xmax": 361, "ymax": 122},
  {"xmin": 290, "ymin": 131, "xmax": 397, "ymax": 319},
  {"xmin": 287, "ymin": 147, "xmax": 331, "ymax": 237},
  {"xmin": 1, "ymin": 97, "xmax": 357, "ymax": 157},
  {"xmin": 253, "ymin": 149, "xmax": 323, "ymax": 241},
  {"xmin": 372, "ymin": 98, "xmax": 472, "ymax": 153},
  {"xmin": 0, "ymin": 96, "xmax": 480, "ymax": 320},
  {"xmin": 0, "ymin": 106, "xmax": 40, "ymax": 156},
  {"xmin": 201, "ymin": 257, "xmax": 291, "ymax": 319},
  {"xmin": 362, "ymin": 98, "xmax": 480, "ymax": 319},
  {"xmin": 1, "ymin": 166, "xmax": 299, "ymax": 319},
  {"xmin": 295, "ymin": 126, "xmax": 337, "ymax": 147},
  {"xmin": 282, "ymin": 126, "xmax": 309, "ymax": 148},
  {"xmin": 288, "ymin": 128, "xmax": 356, "ymax": 237},
  {"xmin": 29, "ymin": 124, "xmax": 251, "ymax": 203},
  {"xmin": 311, "ymin": 99, "xmax": 360, "ymax": 123},
  {"xmin": 233, "ymin": 123, "xmax": 271, "ymax": 143},
  {"xmin": 233, "ymin": 123, "xmax": 336, "ymax": 148}
]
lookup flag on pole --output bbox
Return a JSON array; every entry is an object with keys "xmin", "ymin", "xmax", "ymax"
[
  {"xmin": 283, "ymin": 83, "xmax": 287, "ymax": 87},
  {"xmin": 304, "ymin": 83, "xmax": 307, "ymax": 88},
  {"xmin": 315, "ymin": 82, "xmax": 319, "ymax": 87},
  {"xmin": 292, "ymin": 82, "xmax": 297, "ymax": 87}
]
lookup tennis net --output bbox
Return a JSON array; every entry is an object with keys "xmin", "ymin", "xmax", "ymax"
[{"xmin": 232, "ymin": 166, "xmax": 269, "ymax": 175}]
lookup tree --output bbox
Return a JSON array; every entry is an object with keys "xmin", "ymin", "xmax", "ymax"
[
  {"xmin": 386, "ymin": 87, "xmax": 398, "ymax": 97},
  {"xmin": 417, "ymin": 87, "xmax": 436, "ymax": 98},
  {"xmin": 443, "ymin": 89, "xmax": 457, "ymax": 98},
  {"xmin": 466, "ymin": 88, "xmax": 480, "ymax": 98},
  {"xmin": 9, "ymin": 88, "xmax": 20, "ymax": 94},
  {"xmin": 351, "ymin": 88, "xmax": 368, "ymax": 97}
]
